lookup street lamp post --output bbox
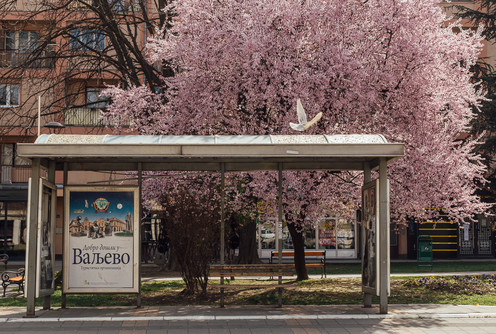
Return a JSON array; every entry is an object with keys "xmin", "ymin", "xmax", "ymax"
[{"xmin": 44, "ymin": 121, "xmax": 65, "ymax": 134}]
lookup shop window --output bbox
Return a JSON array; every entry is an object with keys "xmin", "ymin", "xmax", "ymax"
[
  {"xmin": 319, "ymin": 218, "xmax": 336, "ymax": 249},
  {"xmin": 336, "ymin": 219, "xmax": 355, "ymax": 249},
  {"xmin": 318, "ymin": 217, "xmax": 356, "ymax": 252},
  {"xmin": 304, "ymin": 227, "xmax": 316, "ymax": 249},
  {"xmin": 259, "ymin": 222, "xmax": 276, "ymax": 250},
  {"xmin": 282, "ymin": 224, "xmax": 293, "ymax": 249}
]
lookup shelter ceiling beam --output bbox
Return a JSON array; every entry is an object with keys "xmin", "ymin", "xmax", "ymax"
[{"xmin": 61, "ymin": 161, "xmax": 373, "ymax": 172}]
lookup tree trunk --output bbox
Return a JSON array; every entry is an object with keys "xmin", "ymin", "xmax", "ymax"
[
  {"xmin": 235, "ymin": 219, "xmax": 261, "ymax": 264},
  {"xmin": 287, "ymin": 222, "xmax": 309, "ymax": 280}
]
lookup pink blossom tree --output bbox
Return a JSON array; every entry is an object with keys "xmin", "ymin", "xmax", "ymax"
[{"xmin": 105, "ymin": 0, "xmax": 490, "ymax": 279}]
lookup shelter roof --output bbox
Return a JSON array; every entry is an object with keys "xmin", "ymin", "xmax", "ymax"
[{"xmin": 18, "ymin": 134, "xmax": 404, "ymax": 172}]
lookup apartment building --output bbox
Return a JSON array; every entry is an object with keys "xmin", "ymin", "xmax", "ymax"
[{"xmin": 0, "ymin": 0, "xmax": 161, "ymax": 258}]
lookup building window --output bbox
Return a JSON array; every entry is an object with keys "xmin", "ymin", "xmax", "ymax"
[
  {"xmin": 110, "ymin": 0, "xmax": 125, "ymax": 12},
  {"xmin": 70, "ymin": 29, "xmax": 105, "ymax": 51},
  {"xmin": 1, "ymin": 144, "xmax": 29, "ymax": 166},
  {"xmin": 86, "ymin": 87, "xmax": 109, "ymax": 109},
  {"xmin": 2, "ymin": 30, "xmax": 40, "ymax": 52},
  {"xmin": 110, "ymin": 0, "xmax": 141, "ymax": 12},
  {"xmin": 0, "ymin": 85, "xmax": 19, "ymax": 107}
]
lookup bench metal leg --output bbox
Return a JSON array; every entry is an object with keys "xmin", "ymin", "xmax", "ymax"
[{"xmin": 278, "ymin": 287, "xmax": 282, "ymax": 307}]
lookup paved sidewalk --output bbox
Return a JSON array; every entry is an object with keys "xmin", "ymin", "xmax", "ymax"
[{"xmin": 0, "ymin": 304, "xmax": 495, "ymax": 322}]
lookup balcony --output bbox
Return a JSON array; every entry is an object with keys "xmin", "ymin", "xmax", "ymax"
[
  {"xmin": 65, "ymin": 107, "xmax": 105, "ymax": 126},
  {"xmin": 0, "ymin": 45, "xmax": 56, "ymax": 69},
  {"xmin": 65, "ymin": 107, "xmax": 130, "ymax": 127},
  {"xmin": 0, "ymin": 166, "xmax": 31, "ymax": 184},
  {"xmin": 67, "ymin": 0, "xmax": 141, "ymax": 12}
]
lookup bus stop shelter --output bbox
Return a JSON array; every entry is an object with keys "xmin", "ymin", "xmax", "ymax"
[{"xmin": 18, "ymin": 134, "xmax": 404, "ymax": 317}]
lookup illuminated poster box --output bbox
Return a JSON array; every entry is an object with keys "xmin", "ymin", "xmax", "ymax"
[{"xmin": 63, "ymin": 186, "xmax": 139, "ymax": 293}]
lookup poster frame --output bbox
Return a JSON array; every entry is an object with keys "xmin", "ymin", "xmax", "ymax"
[
  {"xmin": 63, "ymin": 185, "xmax": 140, "ymax": 294},
  {"xmin": 361, "ymin": 179, "xmax": 380, "ymax": 296},
  {"xmin": 36, "ymin": 179, "xmax": 57, "ymax": 297}
]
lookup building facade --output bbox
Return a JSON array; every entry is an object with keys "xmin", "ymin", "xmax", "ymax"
[{"xmin": 0, "ymin": 0, "xmax": 160, "ymax": 258}]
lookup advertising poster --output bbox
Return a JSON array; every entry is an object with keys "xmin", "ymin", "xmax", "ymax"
[
  {"xmin": 336, "ymin": 219, "xmax": 355, "ymax": 249},
  {"xmin": 361, "ymin": 179, "xmax": 380, "ymax": 296},
  {"xmin": 37, "ymin": 180, "xmax": 57, "ymax": 297},
  {"xmin": 318, "ymin": 218, "xmax": 336, "ymax": 248},
  {"xmin": 63, "ymin": 186, "xmax": 139, "ymax": 293},
  {"xmin": 25, "ymin": 178, "xmax": 57, "ymax": 298}
]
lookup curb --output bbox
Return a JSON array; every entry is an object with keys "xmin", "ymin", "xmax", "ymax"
[{"xmin": 1, "ymin": 313, "xmax": 496, "ymax": 322}]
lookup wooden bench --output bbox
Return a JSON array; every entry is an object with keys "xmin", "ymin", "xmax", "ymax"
[
  {"xmin": 1, "ymin": 268, "xmax": 25, "ymax": 297},
  {"xmin": 209, "ymin": 264, "xmax": 294, "ymax": 307},
  {"xmin": 270, "ymin": 250, "xmax": 327, "ymax": 278}
]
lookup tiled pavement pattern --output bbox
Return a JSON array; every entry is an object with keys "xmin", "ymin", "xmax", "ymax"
[{"xmin": 0, "ymin": 305, "xmax": 495, "ymax": 333}]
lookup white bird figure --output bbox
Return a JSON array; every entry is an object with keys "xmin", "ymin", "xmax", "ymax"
[{"xmin": 289, "ymin": 98, "xmax": 322, "ymax": 131}]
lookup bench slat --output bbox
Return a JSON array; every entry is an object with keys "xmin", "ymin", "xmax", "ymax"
[
  {"xmin": 210, "ymin": 272, "xmax": 294, "ymax": 277},
  {"xmin": 8, "ymin": 276, "xmax": 23, "ymax": 282},
  {"xmin": 271, "ymin": 251, "xmax": 325, "ymax": 257},
  {"xmin": 210, "ymin": 264, "xmax": 293, "ymax": 269}
]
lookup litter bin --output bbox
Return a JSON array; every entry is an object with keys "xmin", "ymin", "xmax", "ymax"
[{"xmin": 417, "ymin": 235, "xmax": 433, "ymax": 270}]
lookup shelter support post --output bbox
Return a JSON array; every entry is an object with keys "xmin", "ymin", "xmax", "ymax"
[
  {"xmin": 26, "ymin": 159, "xmax": 41, "ymax": 318},
  {"xmin": 220, "ymin": 163, "xmax": 225, "ymax": 307},
  {"xmin": 43, "ymin": 160, "xmax": 56, "ymax": 311},
  {"xmin": 379, "ymin": 158, "xmax": 389, "ymax": 314},
  {"xmin": 277, "ymin": 163, "xmax": 283, "ymax": 307},
  {"xmin": 220, "ymin": 163, "xmax": 226, "ymax": 265},
  {"xmin": 362, "ymin": 162, "xmax": 372, "ymax": 308},
  {"xmin": 2, "ymin": 202, "xmax": 6, "ymax": 257},
  {"xmin": 137, "ymin": 163, "xmax": 142, "ymax": 308},
  {"xmin": 61, "ymin": 163, "xmax": 67, "ymax": 309}
]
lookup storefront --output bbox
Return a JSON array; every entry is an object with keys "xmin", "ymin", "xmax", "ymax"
[
  {"xmin": 459, "ymin": 215, "xmax": 493, "ymax": 257},
  {"xmin": 257, "ymin": 217, "xmax": 357, "ymax": 259}
]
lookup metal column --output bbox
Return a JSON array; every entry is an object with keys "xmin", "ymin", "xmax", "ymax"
[
  {"xmin": 26, "ymin": 158, "xmax": 41, "ymax": 317},
  {"xmin": 220, "ymin": 163, "xmax": 225, "ymax": 308},
  {"xmin": 137, "ymin": 163, "xmax": 143, "ymax": 308},
  {"xmin": 43, "ymin": 160, "xmax": 56, "ymax": 310},
  {"xmin": 277, "ymin": 164, "xmax": 283, "ymax": 307},
  {"xmin": 220, "ymin": 163, "xmax": 226, "ymax": 265},
  {"xmin": 278, "ymin": 164, "xmax": 283, "ymax": 263},
  {"xmin": 2, "ymin": 202, "xmax": 7, "ymax": 255},
  {"xmin": 61, "ymin": 163, "xmax": 68, "ymax": 309},
  {"xmin": 379, "ymin": 158, "xmax": 389, "ymax": 314},
  {"xmin": 362, "ymin": 162, "xmax": 372, "ymax": 308}
]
